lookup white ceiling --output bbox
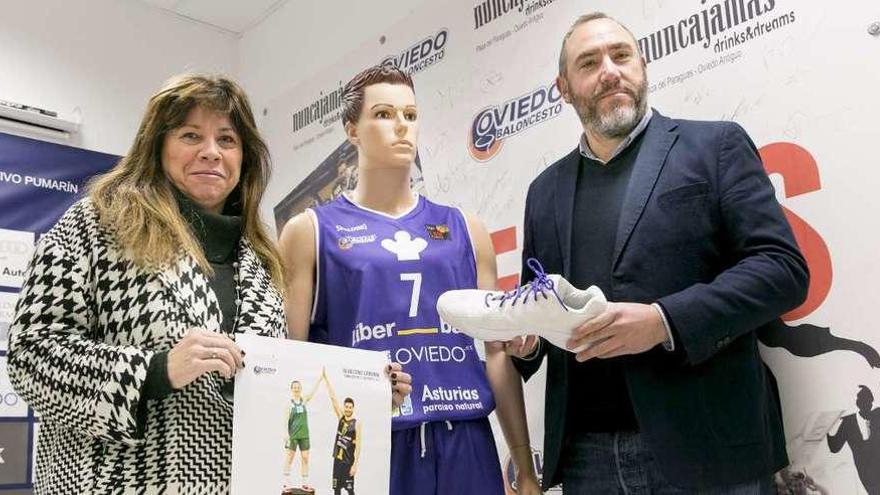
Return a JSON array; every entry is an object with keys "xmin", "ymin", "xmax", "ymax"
[{"xmin": 137, "ymin": 0, "xmax": 290, "ymax": 36}]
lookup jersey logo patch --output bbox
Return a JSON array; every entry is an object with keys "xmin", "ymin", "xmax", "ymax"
[
  {"xmin": 337, "ymin": 234, "xmax": 377, "ymax": 250},
  {"xmin": 381, "ymin": 231, "xmax": 428, "ymax": 261},
  {"xmin": 425, "ymin": 224, "xmax": 451, "ymax": 240}
]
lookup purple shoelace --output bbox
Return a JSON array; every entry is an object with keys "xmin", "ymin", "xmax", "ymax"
[{"xmin": 483, "ymin": 258, "xmax": 568, "ymax": 310}]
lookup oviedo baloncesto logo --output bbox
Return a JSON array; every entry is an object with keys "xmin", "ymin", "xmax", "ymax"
[
  {"xmin": 291, "ymin": 28, "xmax": 449, "ymax": 135},
  {"xmin": 468, "ymin": 81, "xmax": 563, "ymax": 162}
]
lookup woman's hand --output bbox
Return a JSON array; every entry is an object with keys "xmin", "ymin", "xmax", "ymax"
[
  {"xmin": 167, "ymin": 329, "xmax": 244, "ymax": 389},
  {"xmin": 386, "ymin": 362, "xmax": 412, "ymax": 408}
]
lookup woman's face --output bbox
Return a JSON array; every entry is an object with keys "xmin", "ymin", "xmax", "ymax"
[
  {"xmin": 347, "ymin": 83, "xmax": 419, "ymax": 170},
  {"xmin": 161, "ymin": 106, "xmax": 242, "ymax": 213}
]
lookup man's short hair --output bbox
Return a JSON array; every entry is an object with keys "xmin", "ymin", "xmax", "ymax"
[
  {"xmin": 857, "ymin": 385, "xmax": 874, "ymax": 403},
  {"xmin": 344, "ymin": 397, "xmax": 355, "ymax": 407},
  {"xmin": 341, "ymin": 64, "xmax": 415, "ymax": 126},
  {"xmin": 558, "ymin": 12, "xmax": 641, "ymax": 76}
]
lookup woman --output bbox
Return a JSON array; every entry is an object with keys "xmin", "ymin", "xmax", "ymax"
[
  {"xmin": 9, "ymin": 74, "xmax": 287, "ymax": 493},
  {"xmin": 279, "ymin": 65, "xmax": 541, "ymax": 495}
]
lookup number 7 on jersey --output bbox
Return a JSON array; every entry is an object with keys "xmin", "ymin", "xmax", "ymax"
[{"xmin": 400, "ymin": 273, "xmax": 422, "ymax": 318}]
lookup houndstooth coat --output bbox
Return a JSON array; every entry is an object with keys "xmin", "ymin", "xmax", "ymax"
[{"xmin": 7, "ymin": 199, "xmax": 286, "ymax": 494}]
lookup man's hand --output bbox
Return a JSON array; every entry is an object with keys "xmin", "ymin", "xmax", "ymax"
[
  {"xmin": 500, "ymin": 335, "xmax": 540, "ymax": 359},
  {"xmin": 568, "ymin": 302, "xmax": 667, "ymax": 362}
]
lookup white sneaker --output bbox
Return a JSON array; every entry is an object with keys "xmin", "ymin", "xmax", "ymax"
[{"xmin": 436, "ymin": 259, "xmax": 607, "ymax": 353}]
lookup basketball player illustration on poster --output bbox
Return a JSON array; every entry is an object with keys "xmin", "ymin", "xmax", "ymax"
[
  {"xmin": 282, "ymin": 376, "xmax": 325, "ymax": 493},
  {"xmin": 323, "ymin": 368, "xmax": 361, "ymax": 495},
  {"xmin": 232, "ymin": 335, "xmax": 391, "ymax": 494}
]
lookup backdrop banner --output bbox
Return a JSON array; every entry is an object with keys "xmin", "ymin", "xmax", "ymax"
[
  {"xmin": 0, "ymin": 131, "xmax": 117, "ymax": 492},
  {"xmin": 260, "ymin": 1, "xmax": 880, "ymax": 492}
]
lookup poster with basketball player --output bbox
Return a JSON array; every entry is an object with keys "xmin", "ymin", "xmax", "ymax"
[
  {"xmin": 232, "ymin": 334, "xmax": 392, "ymax": 495},
  {"xmin": 271, "ymin": 139, "xmax": 425, "ymax": 234}
]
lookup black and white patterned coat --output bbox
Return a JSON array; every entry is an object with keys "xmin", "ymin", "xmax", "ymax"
[{"xmin": 8, "ymin": 199, "xmax": 286, "ymax": 494}]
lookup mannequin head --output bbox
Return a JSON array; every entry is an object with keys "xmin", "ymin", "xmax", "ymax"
[{"xmin": 342, "ymin": 65, "xmax": 418, "ymax": 171}]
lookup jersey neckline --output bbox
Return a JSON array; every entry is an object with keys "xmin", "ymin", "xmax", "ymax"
[{"xmin": 340, "ymin": 191, "xmax": 424, "ymax": 220}]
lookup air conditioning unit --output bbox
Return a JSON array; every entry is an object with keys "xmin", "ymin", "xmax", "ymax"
[{"xmin": 0, "ymin": 100, "xmax": 79, "ymax": 139}]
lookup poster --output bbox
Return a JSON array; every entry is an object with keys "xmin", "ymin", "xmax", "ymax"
[
  {"xmin": 272, "ymin": 138, "xmax": 425, "ymax": 234},
  {"xmin": 232, "ymin": 334, "xmax": 392, "ymax": 495},
  {"xmin": 0, "ymin": 131, "xmax": 118, "ymax": 492}
]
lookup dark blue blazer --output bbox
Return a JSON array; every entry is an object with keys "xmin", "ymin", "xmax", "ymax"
[{"xmin": 515, "ymin": 111, "xmax": 809, "ymax": 490}]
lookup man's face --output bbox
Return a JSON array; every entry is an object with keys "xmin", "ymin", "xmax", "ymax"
[
  {"xmin": 344, "ymin": 402, "xmax": 354, "ymax": 419},
  {"xmin": 558, "ymin": 18, "xmax": 648, "ymax": 139},
  {"xmin": 291, "ymin": 382, "xmax": 302, "ymax": 397}
]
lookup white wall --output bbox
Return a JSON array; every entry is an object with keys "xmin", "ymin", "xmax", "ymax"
[
  {"xmin": 1, "ymin": 0, "xmax": 433, "ymax": 217},
  {"xmin": 0, "ymin": 0, "xmax": 240, "ymax": 155}
]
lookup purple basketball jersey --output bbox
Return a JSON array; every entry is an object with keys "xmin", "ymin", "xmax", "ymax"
[{"xmin": 310, "ymin": 194, "xmax": 495, "ymax": 430}]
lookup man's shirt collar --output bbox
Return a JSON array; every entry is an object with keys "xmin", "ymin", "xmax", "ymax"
[{"xmin": 579, "ymin": 107, "xmax": 654, "ymax": 164}]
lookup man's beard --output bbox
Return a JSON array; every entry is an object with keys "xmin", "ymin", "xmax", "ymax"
[{"xmin": 571, "ymin": 75, "xmax": 648, "ymax": 139}]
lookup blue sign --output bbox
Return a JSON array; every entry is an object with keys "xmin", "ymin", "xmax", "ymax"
[{"xmin": 0, "ymin": 132, "xmax": 118, "ymax": 492}]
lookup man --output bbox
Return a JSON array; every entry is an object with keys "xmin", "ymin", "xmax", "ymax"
[
  {"xmin": 509, "ymin": 12, "xmax": 809, "ymax": 493},
  {"xmin": 282, "ymin": 377, "xmax": 323, "ymax": 493},
  {"xmin": 324, "ymin": 368, "xmax": 362, "ymax": 495},
  {"xmin": 827, "ymin": 385, "xmax": 880, "ymax": 494}
]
